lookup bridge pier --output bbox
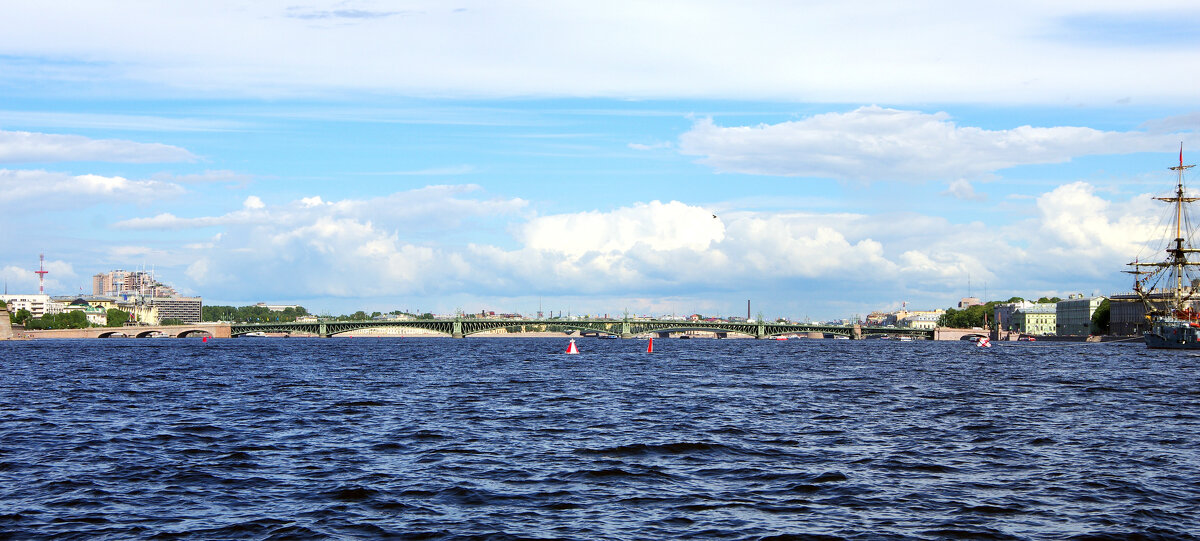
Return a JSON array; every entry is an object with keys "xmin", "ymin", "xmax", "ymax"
[
  {"xmin": 452, "ymin": 318, "xmax": 464, "ymax": 339},
  {"xmin": 852, "ymin": 324, "xmax": 863, "ymax": 340}
]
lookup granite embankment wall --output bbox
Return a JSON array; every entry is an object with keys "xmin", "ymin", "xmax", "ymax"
[{"xmin": 0, "ymin": 308, "xmax": 13, "ymax": 340}]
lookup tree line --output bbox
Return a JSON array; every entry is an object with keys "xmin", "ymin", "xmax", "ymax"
[{"xmin": 202, "ymin": 305, "xmax": 310, "ymax": 323}]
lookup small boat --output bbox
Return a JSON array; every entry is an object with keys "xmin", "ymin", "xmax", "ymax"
[
  {"xmin": 243, "ymin": 331, "xmax": 267, "ymax": 337},
  {"xmin": 598, "ymin": 334, "xmax": 618, "ymax": 339},
  {"xmin": 898, "ymin": 336, "xmax": 913, "ymax": 342},
  {"xmin": 770, "ymin": 336, "xmax": 788, "ymax": 341}
]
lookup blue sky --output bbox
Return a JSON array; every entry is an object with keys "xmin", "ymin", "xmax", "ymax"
[{"xmin": 1, "ymin": 1, "xmax": 1198, "ymax": 320}]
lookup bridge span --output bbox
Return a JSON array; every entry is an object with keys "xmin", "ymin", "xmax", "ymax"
[
  {"xmin": 11, "ymin": 318, "xmax": 962, "ymax": 341},
  {"xmin": 228, "ymin": 318, "xmax": 936, "ymax": 340}
]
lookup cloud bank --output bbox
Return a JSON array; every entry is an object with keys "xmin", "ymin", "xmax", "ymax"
[
  {"xmin": 0, "ymin": 129, "xmax": 196, "ymax": 163},
  {"xmin": 678, "ymin": 106, "xmax": 1185, "ymax": 181}
]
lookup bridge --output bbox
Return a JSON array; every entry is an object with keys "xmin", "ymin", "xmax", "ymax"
[
  {"xmin": 18, "ymin": 322, "xmax": 232, "ymax": 339},
  {"xmin": 228, "ymin": 318, "xmax": 936, "ymax": 340}
]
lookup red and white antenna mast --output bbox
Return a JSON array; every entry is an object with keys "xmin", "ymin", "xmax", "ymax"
[{"xmin": 35, "ymin": 253, "xmax": 49, "ymax": 294}]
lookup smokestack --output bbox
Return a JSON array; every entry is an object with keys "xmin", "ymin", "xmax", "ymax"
[{"xmin": 747, "ymin": 300, "xmax": 750, "ymax": 320}]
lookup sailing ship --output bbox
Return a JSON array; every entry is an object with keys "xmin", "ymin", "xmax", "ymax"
[{"xmin": 1126, "ymin": 146, "xmax": 1200, "ymax": 348}]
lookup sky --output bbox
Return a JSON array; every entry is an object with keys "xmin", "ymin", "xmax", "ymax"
[{"xmin": 1, "ymin": 1, "xmax": 1198, "ymax": 321}]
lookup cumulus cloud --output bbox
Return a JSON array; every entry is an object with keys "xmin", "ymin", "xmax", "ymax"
[
  {"xmin": 518, "ymin": 201, "xmax": 723, "ymax": 258},
  {"xmin": 101, "ymin": 181, "xmax": 1168, "ymax": 316},
  {"xmin": 0, "ymin": 169, "xmax": 185, "ymax": 206},
  {"xmin": 0, "ymin": 129, "xmax": 195, "ymax": 163},
  {"xmin": 678, "ymin": 106, "xmax": 1184, "ymax": 181},
  {"xmin": 1032, "ymin": 181, "xmax": 1161, "ymax": 262}
]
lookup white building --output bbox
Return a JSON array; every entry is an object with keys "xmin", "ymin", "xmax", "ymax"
[{"xmin": 0, "ymin": 294, "xmax": 57, "ymax": 317}]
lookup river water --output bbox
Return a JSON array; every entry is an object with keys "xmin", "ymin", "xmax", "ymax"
[{"xmin": 1, "ymin": 337, "xmax": 1197, "ymax": 540}]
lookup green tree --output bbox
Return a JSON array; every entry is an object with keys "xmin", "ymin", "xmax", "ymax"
[
  {"xmin": 106, "ymin": 309, "xmax": 130, "ymax": 327},
  {"xmin": 0, "ymin": 299, "xmax": 5, "ymax": 310},
  {"xmin": 1036, "ymin": 296, "xmax": 1062, "ymax": 304},
  {"xmin": 30, "ymin": 310, "xmax": 89, "ymax": 330},
  {"xmin": 1091, "ymin": 299, "xmax": 1111, "ymax": 335},
  {"xmin": 12, "ymin": 308, "xmax": 31, "ymax": 325},
  {"xmin": 418, "ymin": 312, "xmax": 435, "ymax": 320}
]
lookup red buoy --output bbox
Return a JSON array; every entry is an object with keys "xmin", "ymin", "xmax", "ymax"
[
  {"xmin": 646, "ymin": 338, "xmax": 654, "ymax": 353},
  {"xmin": 565, "ymin": 339, "xmax": 579, "ymax": 354}
]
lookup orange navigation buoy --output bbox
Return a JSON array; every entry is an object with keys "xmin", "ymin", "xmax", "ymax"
[
  {"xmin": 646, "ymin": 338, "xmax": 654, "ymax": 353},
  {"xmin": 565, "ymin": 339, "xmax": 579, "ymax": 354}
]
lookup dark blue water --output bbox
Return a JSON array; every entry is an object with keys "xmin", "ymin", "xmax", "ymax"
[{"xmin": 1, "ymin": 338, "xmax": 1198, "ymax": 540}]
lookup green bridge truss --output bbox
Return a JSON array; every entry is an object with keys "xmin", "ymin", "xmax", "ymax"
[{"xmin": 230, "ymin": 318, "xmax": 934, "ymax": 340}]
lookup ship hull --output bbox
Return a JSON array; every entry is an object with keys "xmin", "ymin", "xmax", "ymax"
[{"xmin": 1145, "ymin": 319, "xmax": 1200, "ymax": 349}]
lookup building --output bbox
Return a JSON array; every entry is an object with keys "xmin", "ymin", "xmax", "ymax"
[
  {"xmin": 1056, "ymin": 295, "xmax": 1106, "ymax": 336},
  {"xmin": 993, "ymin": 301, "xmax": 1035, "ymax": 331},
  {"xmin": 149, "ymin": 296, "xmax": 202, "ymax": 324},
  {"xmin": 116, "ymin": 301, "xmax": 160, "ymax": 325},
  {"xmin": 896, "ymin": 309, "xmax": 944, "ymax": 328},
  {"xmin": 61, "ymin": 298, "xmax": 108, "ymax": 326},
  {"xmin": 958, "ymin": 297, "xmax": 983, "ymax": 309},
  {"xmin": 0, "ymin": 294, "xmax": 55, "ymax": 318},
  {"xmin": 1108, "ymin": 291, "xmax": 1200, "ymax": 336},
  {"xmin": 1011, "ymin": 304, "xmax": 1056, "ymax": 335},
  {"xmin": 93, "ymin": 269, "xmax": 178, "ymax": 298},
  {"xmin": 905, "ymin": 313, "xmax": 941, "ymax": 330},
  {"xmin": 51, "ymin": 295, "xmax": 119, "ymax": 311}
]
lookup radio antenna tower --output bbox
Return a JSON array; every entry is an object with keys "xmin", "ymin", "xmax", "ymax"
[{"xmin": 35, "ymin": 253, "xmax": 49, "ymax": 294}]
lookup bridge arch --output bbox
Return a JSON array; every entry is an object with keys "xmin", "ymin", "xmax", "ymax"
[{"xmin": 97, "ymin": 330, "xmax": 128, "ymax": 338}]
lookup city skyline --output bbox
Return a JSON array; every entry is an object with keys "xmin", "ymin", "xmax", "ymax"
[{"xmin": 1, "ymin": 2, "xmax": 1198, "ymax": 320}]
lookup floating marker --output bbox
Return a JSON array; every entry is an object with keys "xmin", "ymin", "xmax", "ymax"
[
  {"xmin": 646, "ymin": 338, "xmax": 654, "ymax": 353},
  {"xmin": 977, "ymin": 336, "xmax": 991, "ymax": 348},
  {"xmin": 565, "ymin": 339, "xmax": 579, "ymax": 355},
  {"xmin": 202, "ymin": 336, "xmax": 209, "ymax": 343}
]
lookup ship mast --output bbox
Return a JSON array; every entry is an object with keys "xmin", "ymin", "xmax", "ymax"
[{"xmin": 1129, "ymin": 146, "xmax": 1199, "ymax": 316}]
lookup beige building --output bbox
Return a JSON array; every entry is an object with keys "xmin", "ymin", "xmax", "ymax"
[
  {"xmin": 1012, "ymin": 304, "xmax": 1057, "ymax": 335},
  {"xmin": 896, "ymin": 309, "xmax": 945, "ymax": 328}
]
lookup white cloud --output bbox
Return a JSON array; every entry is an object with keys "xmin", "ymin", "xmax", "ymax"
[
  {"xmin": 518, "ymin": 200, "xmax": 723, "ymax": 258},
  {"xmin": 943, "ymin": 179, "xmax": 987, "ymax": 201},
  {"xmin": 1032, "ymin": 181, "xmax": 1161, "ymax": 263},
  {"xmin": 0, "ymin": 169, "xmax": 186, "ymax": 206},
  {"xmin": 678, "ymin": 107, "xmax": 1186, "ymax": 181},
  {"xmin": 0, "ymin": 3, "xmax": 1197, "ymax": 103},
  {"xmin": 113, "ymin": 184, "xmax": 528, "ymax": 231},
  {"xmin": 94, "ymin": 181, "xmax": 1168, "ymax": 318},
  {"xmin": 0, "ymin": 129, "xmax": 195, "ymax": 163}
]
